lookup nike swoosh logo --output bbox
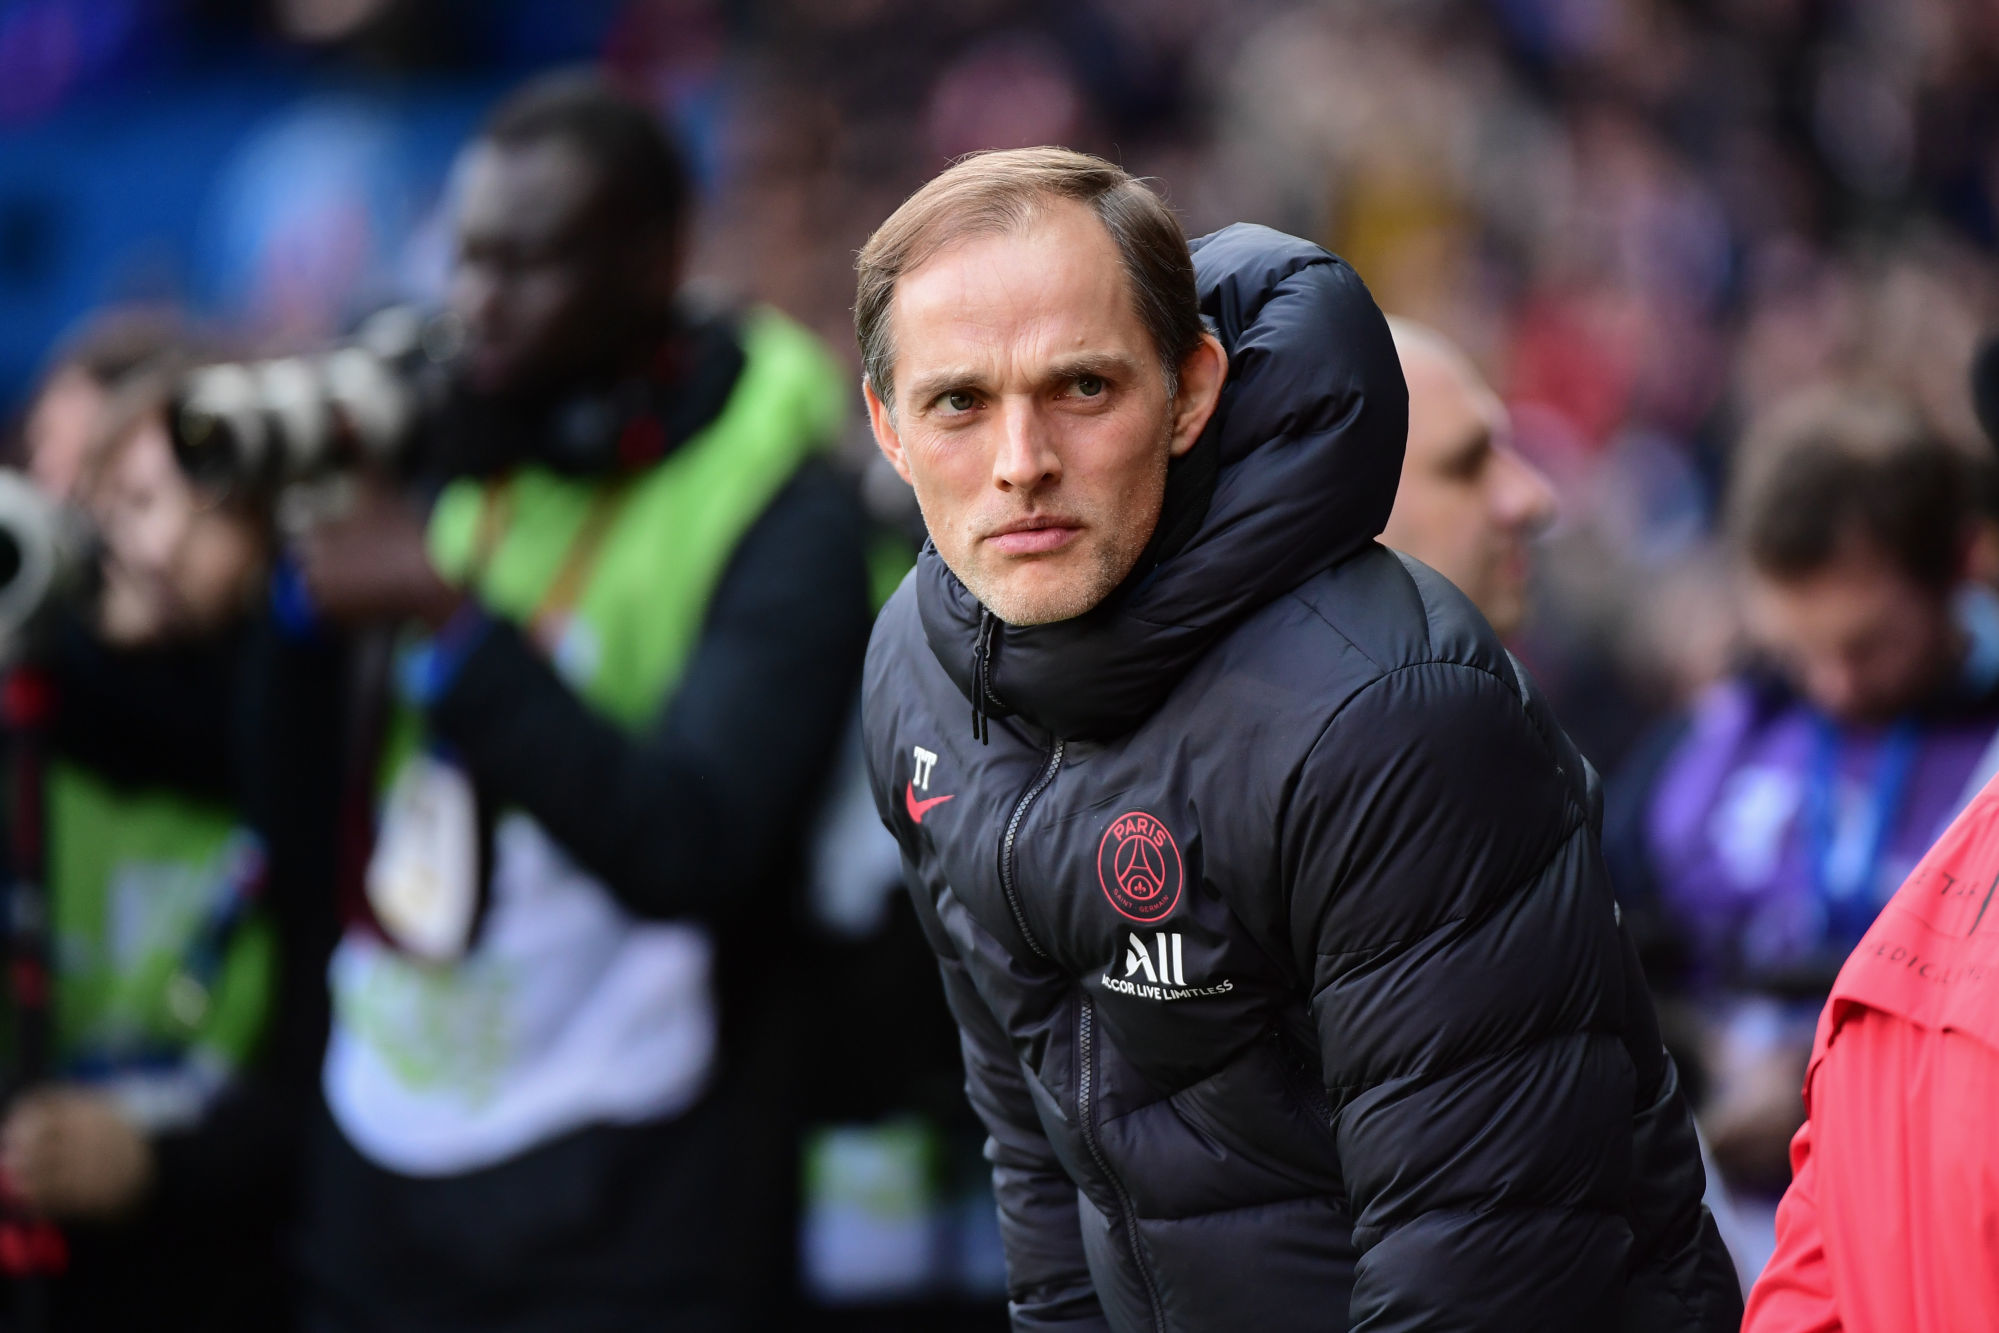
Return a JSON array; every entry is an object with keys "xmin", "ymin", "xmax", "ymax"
[{"xmin": 905, "ymin": 782, "xmax": 956, "ymax": 823}]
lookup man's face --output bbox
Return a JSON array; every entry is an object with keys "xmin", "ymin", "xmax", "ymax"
[
  {"xmin": 89, "ymin": 412, "xmax": 260, "ymax": 644},
  {"xmin": 865, "ymin": 201, "xmax": 1223, "ymax": 626},
  {"xmin": 1379, "ymin": 331, "xmax": 1555, "ymax": 638},
  {"xmin": 449, "ymin": 138, "xmax": 664, "ymax": 398},
  {"xmin": 1742, "ymin": 542, "xmax": 1961, "ymax": 723}
]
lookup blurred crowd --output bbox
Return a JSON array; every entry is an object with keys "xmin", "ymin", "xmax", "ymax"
[
  {"xmin": 700, "ymin": 0, "xmax": 1999, "ymax": 768},
  {"xmin": 0, "ymin": 0, "xmax": 1997, "ymax": 1329}
]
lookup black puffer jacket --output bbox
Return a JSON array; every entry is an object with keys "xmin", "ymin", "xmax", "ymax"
[{"xmin": 861, "ymin": 225, "xmax": 1740, "ymax": 1332}]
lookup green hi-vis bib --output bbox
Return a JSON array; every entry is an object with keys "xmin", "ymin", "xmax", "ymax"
[
  {"xmin": 388, "ymin": 307, "xmax": 847, "ymax": 775},
  {"xmin": 43, "ymin": 759, "xmax": 273, "ymax": 1073}
]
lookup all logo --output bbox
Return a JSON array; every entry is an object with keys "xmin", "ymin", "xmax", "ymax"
[
  {"xmin": 1101, "ymin": 929, "xmax": 1233, "ymax": 1002},
  {"xmin": 1097, "ymin": 810, "xmax": 1183, "ymax": 923},
  {"xmin": 1124, "ymin": 930, "xmax": 1186, "ymax": 986}
]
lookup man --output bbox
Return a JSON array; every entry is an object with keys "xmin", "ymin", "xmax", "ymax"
[
  {"xmin": 1742, "ymin": 362, "xmax": 1999, "ymax": 1333},
  {"xmin": 858, "ymin": 147, "xmax": 1737, "ymax": 1331},
  {"xmin": 0, "ymin": 329, "xmax": 315, "ymax": 1332},
  {"xmin": 282, "ymin": 74, "xmax": 871, "ymax": 1330},
  {"xmin": 1380, "ymin": 318, "xmax": 1556, "ymax": 639},
  {"xmin": 1624, "ymin": 388, "xmax": 1999, "ymax": 1241}
]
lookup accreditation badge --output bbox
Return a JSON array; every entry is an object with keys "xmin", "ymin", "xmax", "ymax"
[{"xmin": 366, "ymin": 749, "xmax": 488, "ymax": 962}]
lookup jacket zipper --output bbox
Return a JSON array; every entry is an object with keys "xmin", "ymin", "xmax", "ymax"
[
  {"xmin": 1079, "ymin": 996, "xmax": 1166, "ymax": 1332},
  {"xmin": 997, "ymin": 742, "xmax": 1161, "ymax": 1321},
  {"xmin": 972, "ymin": 608, "xmax": 1000, "ymax": 744},
  {"xmin": 997, "ymin": 739, "xmax": 1064, "ymax": 960}
]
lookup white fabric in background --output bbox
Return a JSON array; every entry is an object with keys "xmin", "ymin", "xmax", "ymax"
[{"xmin": 324, "ymin": 811, "xmax": 716, "ymax": 1176}]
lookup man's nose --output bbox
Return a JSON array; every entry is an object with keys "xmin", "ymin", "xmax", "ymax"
[
  {"xmin": 992, "ymin": 399, "xmax": 1061, "ymax": 493},
  {"xmin": 1493, "ymin": 446, "xmax": 1557, "ymax": 534}
]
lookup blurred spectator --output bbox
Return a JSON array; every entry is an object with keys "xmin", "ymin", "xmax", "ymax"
[
  {"xmin": 1380, "ymin": 316, "xmax": 1557, "ymax": 638},
  {"xmin": 1611, "ymin": 385, "xmax": 1999, "ymax": 1275},
  {"xmin": 279, "ymin": 72, "xmax": 870, "ymax": 1332},
  {"xmin": 0, "ymin": 329, "xmax": 313, "ymax": 1332},
  {"xmin": 1742, "ymin": 351, "xmax": 1999, "ymax": 1333}
]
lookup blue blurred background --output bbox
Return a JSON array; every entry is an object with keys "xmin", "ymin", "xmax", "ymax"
[{"xmin": 0, "ymin": 0, "xmax": 645, "ymax": 407}]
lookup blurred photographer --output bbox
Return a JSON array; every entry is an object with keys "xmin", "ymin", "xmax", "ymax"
[
  {"xmin": 0, "ymin": 331, "xmax": 315, "ymax": 1332},
  {"xmin": 278, "ymin": 73, "xmax": 870, "ymax": 1332}
]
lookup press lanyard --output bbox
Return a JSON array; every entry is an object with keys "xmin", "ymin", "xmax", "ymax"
[
  {"xmin": 1801, "ymin": 715, "xmax": 1920, "ymax": 945},
  {"xmin": 468, "ymin": 474, "xmax": 633, "ymax": 648}
]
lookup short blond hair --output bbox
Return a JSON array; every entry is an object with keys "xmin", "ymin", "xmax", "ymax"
[{"xmin": 854, "ymin": 147, "xmax": 1204, "ymax": 410}]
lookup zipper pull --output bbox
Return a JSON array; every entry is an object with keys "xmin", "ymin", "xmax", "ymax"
[{"xmin": 972, "ymin": 608, "xmax": 998, "ymax": 745}]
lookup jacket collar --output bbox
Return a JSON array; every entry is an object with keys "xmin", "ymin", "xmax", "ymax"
[{"xmin": 918, "ymin": 223, "xmax": 1409, "ymax": 742}]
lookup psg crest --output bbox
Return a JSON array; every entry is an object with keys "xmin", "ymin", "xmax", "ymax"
[{"xmin": 1098, "ymin": 810, "xmax": 1183, "ymax": 923}]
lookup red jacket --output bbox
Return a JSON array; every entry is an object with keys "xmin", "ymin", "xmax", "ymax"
[{"xmin": 1743, "ymin": 778, "xmax": 1999, "ymax": 1333}]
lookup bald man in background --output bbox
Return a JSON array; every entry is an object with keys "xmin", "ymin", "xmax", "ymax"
[
  {"xmin": 1390, "ymin": 317, "xmax": 1770, "ymax": 1289},
  {"xmin": 1380, "ymin": 318, "xmax": 1556, "ymax": 637}
]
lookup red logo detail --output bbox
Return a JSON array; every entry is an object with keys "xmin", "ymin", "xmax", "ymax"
[
  {"xmin": 1097, "ymin": 811, "xmax": 1183, "ymax": 923},
  {"xmin": 905, "ymin": 782, "xmax": 956, "ymax": 824}
]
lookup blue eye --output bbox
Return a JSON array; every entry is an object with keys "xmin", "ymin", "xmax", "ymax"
[
  {"xmin": 944, "ymin": 391, "xmax": 975, "ymax": 412},
  {"xmin": 1075, "ymin": 375, "xmax": 1105, "ymax": 397}
]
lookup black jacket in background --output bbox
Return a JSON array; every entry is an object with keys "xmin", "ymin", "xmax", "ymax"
[
  {"xmin": 0, "ymin": 612, "xmax": 342, "ymax": 1333},
  {"xmin": 862, "ymin": 225, "xmax": 1741, "ymax": 1332}
]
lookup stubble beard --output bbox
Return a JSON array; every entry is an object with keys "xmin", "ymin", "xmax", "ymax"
[{"xmin": 975, "ymin": 525, "xmax": 1135, "ymax": 626}]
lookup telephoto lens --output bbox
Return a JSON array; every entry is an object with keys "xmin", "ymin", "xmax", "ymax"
[
  {"xmin": 168, "ymin": 306, "xmax": 453, "ymax": 494},
  {"xmin": 0, "ymin": 471, "xmax": 96, "ymax": 658}
]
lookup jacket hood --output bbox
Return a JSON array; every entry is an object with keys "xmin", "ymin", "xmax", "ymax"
[{"xmin": 917, "ymin": 223, "xmax": 1408, "ymax": 741}]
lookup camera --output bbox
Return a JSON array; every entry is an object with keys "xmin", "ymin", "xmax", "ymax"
[
  {"xmin": 170, "ymin": 303, "xmax": 724, "ymax": 501},
  {"xmin": 0, "ymin": 472, "xmax": 97, "ymax": 658},
  {"xmin": 167, "ymin": 307, "xmax": 461, "ymax": 493}
]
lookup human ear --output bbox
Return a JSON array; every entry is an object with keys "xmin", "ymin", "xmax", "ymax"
[
  {"xmin": 1168, "ymin": 333, "xmax": 1228, "ymax": 459},
  {"xmin": 863, "ymin": 377, "xmax": 914, "ymax": 486}
]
